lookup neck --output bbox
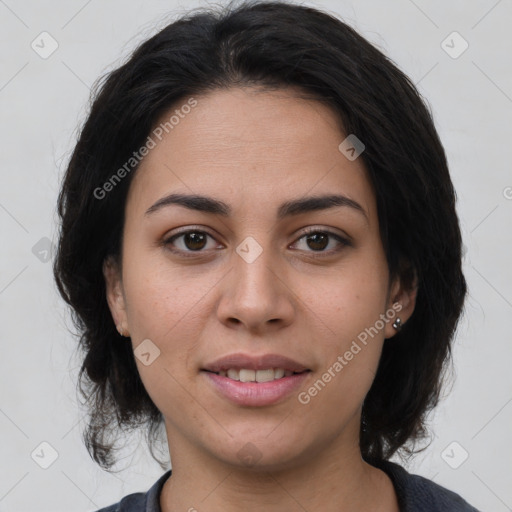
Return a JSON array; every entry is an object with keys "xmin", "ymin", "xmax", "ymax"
[{"xmin": 160, "ymin": 419, "xmax": 399, "ymax": 512}]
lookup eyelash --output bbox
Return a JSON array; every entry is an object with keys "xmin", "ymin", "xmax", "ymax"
[{"xmin": 162, "ymin": 227, "xmax": 351, "ymax": 259}]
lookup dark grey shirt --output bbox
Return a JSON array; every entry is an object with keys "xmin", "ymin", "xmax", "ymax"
[{"xmin": 94, "ymin": 460, "xmax": 480, "ymax": 511}]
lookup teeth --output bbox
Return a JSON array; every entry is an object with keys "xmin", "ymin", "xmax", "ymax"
[
  {"xmin": 254, "ymin": 369, "xmax": 274, "ymax": 382},
  {"xmin": 274, "ymin": 368, "xmax": 285, "ymax": 379},
  {"xmin": 239, "ymin": 369, "xmax": 256, "ymax": 382},
  {"xmin": 218, "ymin": 368, "xmax": 298, "ymax": 382},
  {"xmin": 227, "ymin": 368, "xmax": 239, "ymax": 380}
]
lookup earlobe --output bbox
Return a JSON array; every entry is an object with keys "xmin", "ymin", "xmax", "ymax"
[
  {"xmin": 103, "ymin": 256, "xmax": 128, "ymax": 333},
  {"xmin": 384, "ymin": 274, "xmax": 418, "ymax": 339},
  {"xmin": 391, "ymin": 316, "xmax": 402, "ymax": 332}
]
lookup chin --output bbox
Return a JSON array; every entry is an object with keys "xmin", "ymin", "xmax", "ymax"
[{"xmin": 208, "ymin": 431, "xmax": 313, "ymax": 473}]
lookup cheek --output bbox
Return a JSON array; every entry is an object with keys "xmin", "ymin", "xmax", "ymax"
[
  {"xmin": 302, "ymin": 250, "xmax": 389, "ymax": 396},
  {"xmin": 122, "ymin": 252, "xmax": 211, "ymax": 340},
  {"xmin": 312, "ymin": 253, "xmax": 389, "ymax": 338},
  {"xmin": 120, "ymin": 261, "xmax": 210, "ymax": 414}
]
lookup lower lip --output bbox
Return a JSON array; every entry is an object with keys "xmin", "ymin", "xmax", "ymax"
[{"xmin": 202, "ymin": 371, "xmax": 310, "ymax": 406}]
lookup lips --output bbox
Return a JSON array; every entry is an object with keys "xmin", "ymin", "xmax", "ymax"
[
  {"xmin": 202, "ymin": 369, "xmax": 311, "ymax": 406},
  {"xmin": 202, "ymin": 353, "xmax": 310, "ymax": 373},
  {"xmin": 201, "ymin": 353, "xmax": 311, "ymax": 406}
]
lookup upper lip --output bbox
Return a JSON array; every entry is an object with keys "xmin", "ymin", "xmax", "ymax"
[{"xmin": 202, "ymin": 353, "xmax": 310, "ymax": 373}]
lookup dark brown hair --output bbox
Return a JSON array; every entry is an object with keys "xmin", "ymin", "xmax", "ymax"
[{"xmin": 54, "ymin": 0, "xmax": 467, "ymax": 471}]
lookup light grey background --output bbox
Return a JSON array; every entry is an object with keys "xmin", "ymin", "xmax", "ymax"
[{"xmin": 1, "ymin": 0, "xmax": 511, "ymax": 510}]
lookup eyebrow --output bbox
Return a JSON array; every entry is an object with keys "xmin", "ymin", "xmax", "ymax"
[{"xmin": 145, "ymin": 192, "xmax": 368, "ymax": 221}]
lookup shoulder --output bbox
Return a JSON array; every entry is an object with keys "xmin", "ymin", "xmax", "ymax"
[
  {"xmin": 92, "ymin": 492, "xmax": 146, "ymax": 512},
  {"xmin": 373, "ymin": 459, "xmax": 481, "ymax": 512},
  {"xmin": 93, "ymin": 492, "xmax": 144, "ymax": 512},
  {"xmin": 92, "ymin": 470, "xmax": 172, "ymax": 512}
]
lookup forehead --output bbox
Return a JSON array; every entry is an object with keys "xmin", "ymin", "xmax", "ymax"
[{"xmin": 126, "ymin": 86, "xmax": 375, "ymax": 222}]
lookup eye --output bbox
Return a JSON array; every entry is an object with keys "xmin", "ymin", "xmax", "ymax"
[
  {"xmin": 162, "ymin": 227, "xmax": 351, "ymax": 258},
  {"xmin": 290, "ymin": 228, "xmax": 351, "ymax": 256},
  {"xmin": 163, "ymin": 228, "xmax": 219, "ymax": 256}
]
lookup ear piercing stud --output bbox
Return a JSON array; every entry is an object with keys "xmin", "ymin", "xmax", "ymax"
[
  {"xmin": 117, "ymin": 324, "xmax": 129, "ymax": 337},
  {"xmin": 392, "ymin": 318, "xmax": 402, "ymax": 331}
]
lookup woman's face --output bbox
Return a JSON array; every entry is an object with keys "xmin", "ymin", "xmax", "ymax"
[{"xmin": 104, "ymin": 86, "xmax": 415, "ymax": 471}]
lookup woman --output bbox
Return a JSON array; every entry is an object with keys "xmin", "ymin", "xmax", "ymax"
[{"xmin": 53, "ymin": 1, "xmax": 479, "ymax": 510}]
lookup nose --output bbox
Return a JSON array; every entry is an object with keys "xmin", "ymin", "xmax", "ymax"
[{"xmin": 216, "ymin": 238, "xmax": 295, "ymax": 334}]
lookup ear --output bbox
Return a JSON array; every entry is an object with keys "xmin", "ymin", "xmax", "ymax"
[
  {"xmin": 103, "ymin": 256, "xmax": 129, "ymax": 336},
  {"xmin": 383, "ymin": 269, "xmax": 418, "ymax": 340}
]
